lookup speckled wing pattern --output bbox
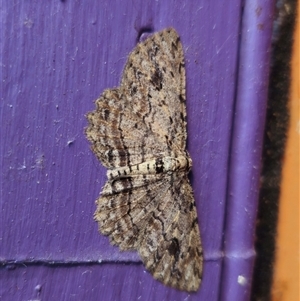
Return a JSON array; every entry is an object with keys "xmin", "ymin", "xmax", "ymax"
[{"xmin": 85, "ymin": 28, "xmax": 203, "ymax": 292}]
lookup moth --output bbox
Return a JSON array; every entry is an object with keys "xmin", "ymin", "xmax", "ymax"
[{"xmin": 85, "ymin": 28, "xmax": 203, "ymax": 291}]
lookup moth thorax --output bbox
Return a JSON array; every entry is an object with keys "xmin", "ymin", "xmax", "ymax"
[{"xmin": 163, "ymin": 154, "xmax": 192, "ymax": 172}]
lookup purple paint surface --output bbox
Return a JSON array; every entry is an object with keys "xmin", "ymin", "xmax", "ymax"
[
  {"xmin": 221, "ymin": 1, "xmax": 274, "ymax": 300},
  {"xmin": 1, "ymin": 0, "xmax": 274, "ymax": 300}
]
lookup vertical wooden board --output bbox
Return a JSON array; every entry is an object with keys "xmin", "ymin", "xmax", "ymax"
[
  {"xmin": 1, "ymin": 0, "xmax": 243, "ymax": 299},
  {"xmin": 221, "ymin": 1, "xmax": 275, "ymax": 300}
]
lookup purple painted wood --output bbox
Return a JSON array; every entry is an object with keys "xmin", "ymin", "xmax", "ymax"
[
  {"xmin": 221, "ymin": 1, "xmax": 275, "ymax": 300},
  {"xmin": 1, "ymin": 263, "xmax": 222, "ymax": 300},
  {"xmin": 1, "ymin": 0, "xmax": 274, "ymax": 300}
]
